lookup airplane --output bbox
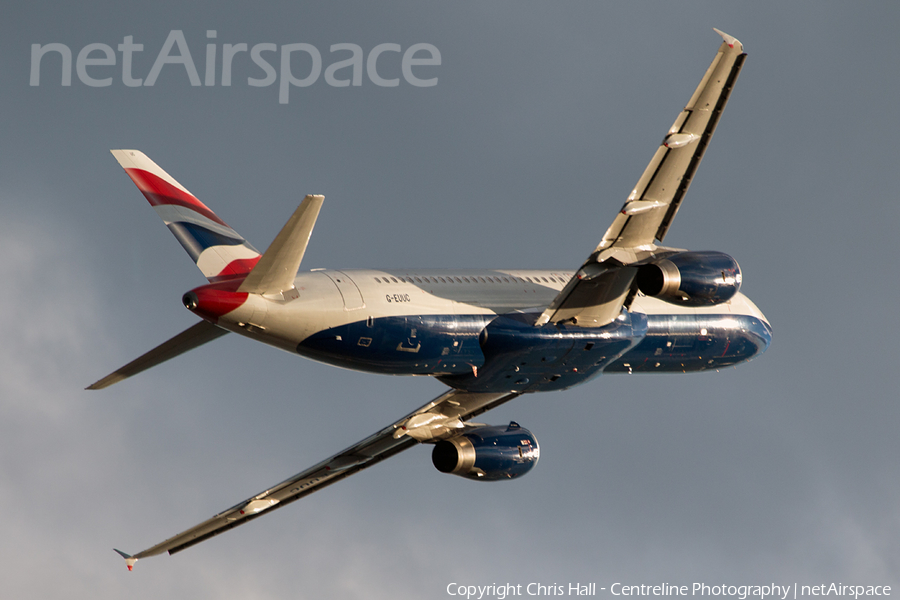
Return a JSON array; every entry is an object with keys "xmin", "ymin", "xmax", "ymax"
[{"xmin": 90, "ymin": 29, "xmax": 770, "ymax": 571}]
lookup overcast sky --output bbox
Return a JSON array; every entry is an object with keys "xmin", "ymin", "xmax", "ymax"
[{"xmin": 3, "ymin": 2, "xmax": 900, "ymax": 598}]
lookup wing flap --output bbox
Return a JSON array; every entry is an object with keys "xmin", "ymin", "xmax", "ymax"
[{"xmin": 538, "ymin": 265, "xmax": 638, "ymax": 326}]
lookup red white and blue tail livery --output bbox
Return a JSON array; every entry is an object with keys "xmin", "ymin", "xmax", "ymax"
[
  {"xmin": 93, "ymin": 30, "xmax": 771, "ymax": 570},
  {"xmin": 111, "ymin": 150, "xmax": 261, "ymax": 282}
]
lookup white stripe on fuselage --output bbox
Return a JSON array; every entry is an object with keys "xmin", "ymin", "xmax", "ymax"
[
  {"xmin": 349, "ymin": 268, "xmax": 573, "ymax": 316},
  {"xmin": 333, "ymin": 268, "xmax": 766, "ymax": 322}
]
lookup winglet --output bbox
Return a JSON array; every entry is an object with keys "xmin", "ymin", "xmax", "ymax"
[
  {"xmin": 713, "ymin": 28, "xmax": 742, "ymax": 52},
  {"xmin": 114, "ymin": 549, "xmax": 138, "ymax": 571}
]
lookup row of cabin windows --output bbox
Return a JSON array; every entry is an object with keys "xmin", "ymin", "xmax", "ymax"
[{"xmin": 372, "ymin": 274, "xmax": 568, "ymax": 285}]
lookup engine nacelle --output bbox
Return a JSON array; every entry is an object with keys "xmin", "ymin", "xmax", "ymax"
[
  {"xmin": 636, "ymin": 251, "xmax": 741, "ymax": 306},
  {"xmin": 431, "ymin": 422, "xmax": 540, "ymax": 481}
]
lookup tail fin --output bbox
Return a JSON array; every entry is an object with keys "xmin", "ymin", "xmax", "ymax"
[{"xmin": 111, "ymin": 150, "xmax": 261, "ymax": 282}]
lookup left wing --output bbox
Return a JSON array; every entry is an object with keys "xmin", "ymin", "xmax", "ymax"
[
  {"xmin": 536, "ymin": 29, "xmax": 746, "ymax": 328},
  {"xmin": 114, "ymin": 389, "xmax": 517, "ymax": 569}
]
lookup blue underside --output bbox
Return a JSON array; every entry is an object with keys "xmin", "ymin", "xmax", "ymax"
[{"xmin": 297, "ymin": 310, "xmax": 771, "ymax": 394}]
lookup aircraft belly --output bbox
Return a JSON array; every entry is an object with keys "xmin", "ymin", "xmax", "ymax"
[
  {"xmin": 296, "ymin": 314, "xmax": 491, "ymax": 375},
  {"xmin": 439, "ymin": 311, "xmax": 648, "ymax": 393}
]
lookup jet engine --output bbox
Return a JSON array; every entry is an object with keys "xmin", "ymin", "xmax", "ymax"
[
  {"xmin": 431, "ymin": 422, "xmax": 539, "ymax": 481},
  {"xmin": 636, "ymin": 251, "xmax": 741, "ymax": 306}
]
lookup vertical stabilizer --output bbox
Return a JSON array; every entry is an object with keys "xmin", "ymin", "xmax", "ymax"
[{"xmin": 110, "ymin": 150, "xmax": 261, "ymax": 282}]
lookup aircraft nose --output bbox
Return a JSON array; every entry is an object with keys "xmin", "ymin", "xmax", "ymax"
[
  {"xmin": 733, "ymin": 293, "xmax": 772, "ymax": 355},
  {"xmin": 745, "ymin": 303, "xmax": 772, "ymax": 356}
]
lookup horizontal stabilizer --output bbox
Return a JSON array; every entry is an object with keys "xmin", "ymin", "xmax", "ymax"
[
  {"xmin": 113, "ymin": 549, "xmax": 137, "ymax": 571},
  {"xmin": 87, "ymin": 320, "xmax": 228, "ymax": 390},
  {"xmin": 238, "ymin": 194, "xmax": 324, "ymax": 295}
]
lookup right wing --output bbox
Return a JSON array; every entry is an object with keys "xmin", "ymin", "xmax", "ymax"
[
  {"xmin": 536, "ymin": 29, "xmax": 747, "ymax": 328},
  {"xmin": 114, "ymin": 389, "xmax": 518, "ymax": 569}
]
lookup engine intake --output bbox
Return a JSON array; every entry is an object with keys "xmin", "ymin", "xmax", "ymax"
[
  {"xmin": 636, "ymin": 251, "xmax": 741, "ymax": 306},
  {"xmin": 432, "ymin": 422, "xmax": 539, "ymax": 481}
]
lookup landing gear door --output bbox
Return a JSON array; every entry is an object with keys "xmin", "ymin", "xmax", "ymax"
[{"xmin": 324, "ymin": 271, "xmax": 366, "ymax": 311}]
